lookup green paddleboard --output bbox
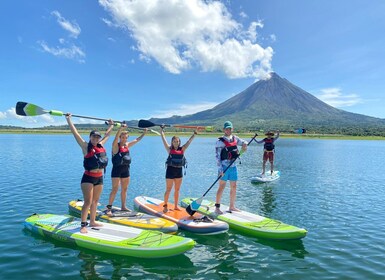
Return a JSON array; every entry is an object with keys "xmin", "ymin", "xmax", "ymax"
[
  {"xmin": 181, "ymin": 198, "xmax": 307, "ymax": 240},
  {"xmin": 24, "ymin": 214, "xmax": 195, "ymax": 258}
]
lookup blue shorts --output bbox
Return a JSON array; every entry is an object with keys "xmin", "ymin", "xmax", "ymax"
[{"xmin": 220, "ymin": 166, "xmax": 238, "ymax": 181}]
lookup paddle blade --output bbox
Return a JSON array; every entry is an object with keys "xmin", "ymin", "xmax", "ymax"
[
  {"xmin": 185, "ymin": 204, "xmax": 196, "ymax": 216},
  {"xmin": 138, "ymin": 119, "xmax": 155, "ymax": 128},
  {"xmin": 185, "ymin": 197, "xmax": 204, "ymax": 216},
  {"xmin": 16, "ymin": 102, "xmax": 48, "ymax": 116}
]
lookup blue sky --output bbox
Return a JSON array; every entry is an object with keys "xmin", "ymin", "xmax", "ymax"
[{"xmin": 1, "ymin": 0, "xmax": 385, "ymax": 128}]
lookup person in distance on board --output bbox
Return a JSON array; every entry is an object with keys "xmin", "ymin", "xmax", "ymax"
[
  {"xmin": 215, "ymin": 121, "xmax": 248, "ymax": 215},
  {"xmin": 66, "ymin": 114, "xmax": 114, "ymax": 233},
  {"xmin": 254, "ymin": 130, "xmax": 280, "ymax": 176},
  {"xmin": 160, "ymin": 126, "xmax": 197, "ymax": 213},
  {"xmin": 106, "ymin": 124, "xmax": 147, "ymax": 215}
]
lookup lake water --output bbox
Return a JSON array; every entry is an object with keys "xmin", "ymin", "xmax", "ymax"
[{"xmin": 1, "ymin": 134, "xmax": 384, "ymax": 279}]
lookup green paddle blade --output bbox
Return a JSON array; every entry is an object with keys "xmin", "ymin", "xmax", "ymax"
[{"xmin": 16, "ymin": 102, "xmax": 48, "ymax": 116}]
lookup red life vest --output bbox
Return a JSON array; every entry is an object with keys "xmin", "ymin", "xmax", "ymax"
[
  {"xmin": 166, "ymin": 147, "xmax": 186, "ymax": 168},
  {"xmin": 83, "ymin": 143, "xmax": 108, "ymax": 171},
  {"xmin": 112, "ymin": 143, "xmax": 131, "ymax": 166},
  {"xmin": 264, "ymin": 138, "xmax": 275, "ymax": 151},
  {"xmin": 219, "ymin": 136, "xmax": 239, "ymax": 160}
]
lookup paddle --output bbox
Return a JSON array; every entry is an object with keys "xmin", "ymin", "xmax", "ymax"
[
  {"xmin": 104, "ymin": 121, "xmax": 160, "ymax": 135},
  {"xmin": 15, "ymin": 101, "xmax": 159, "ymax": 134},
  {"xmin": 185, "ymin": 133, "xmax": 258, "ymax": 216},
  {"xmin": 138, "ymin": 119, "xmax": 213, "ymax": 132}
]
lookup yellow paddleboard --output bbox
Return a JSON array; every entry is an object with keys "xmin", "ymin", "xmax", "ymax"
[{"xmin": 68, "ymin": 200, "xmax": 178, "ymax": 234}]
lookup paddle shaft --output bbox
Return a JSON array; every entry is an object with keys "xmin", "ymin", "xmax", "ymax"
[{"xmin": 138, "ymin": 119, "xmax": 212, "ymax": 131}]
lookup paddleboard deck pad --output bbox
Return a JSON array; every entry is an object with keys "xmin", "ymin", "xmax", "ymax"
[
  {"xmin": 134, "ymin": 196, "xmax": 229, "ymax": 235},
  {"xmin": 68, "ymin": 200, "xmax": 178, "ymax": 234},
  {"xmin": 251, "ymin": 171, "xmax": 280, "ymax": 183},
  {"xmin": 181, "ymin": 198, "xmax": 307, "ymax": 240},
  {"xmin": 24, "ymin": 214, "xmax": 194, "ymax": 258}
]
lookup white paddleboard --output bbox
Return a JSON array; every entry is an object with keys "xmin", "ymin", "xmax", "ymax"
[{"xmin": 251, "ymin": 170, "xmax": 280, "ymax": 183}]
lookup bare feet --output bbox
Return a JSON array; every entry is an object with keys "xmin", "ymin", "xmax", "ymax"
[
  {"xmin": 215, "ymin": 208, "xmax": 223, "ymax": 215},
  {"xmin": 163, "ymin": 204, "xmax": 168, "ymax": 213},
  {"xmin": 80, "ymin": 227, "xmax": 88, "ymax": 234},
  {"xmin": 89, "ymin": 222, "xmax": 103, "ymax": 227},
  {"xmin": 121, "ymin": 207, "xmax": 130, "ymax": 211},
  {"xmin": 174, "ymin": 206, "xmax": 181, "ymax": 211},
  {"xmin": 228, "ymin": 207, "xmax": 240, "ymax": 212},
  {"xmin": 106, "ymin": 210, "xmax": 112, "ymax": 216}
]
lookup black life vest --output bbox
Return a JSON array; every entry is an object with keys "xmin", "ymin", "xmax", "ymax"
[
  {"xmin": 83, "ymin": 142, "xmax": 108, "ymax": 171},
  {"xmin": 219, "ymin": 136, "xmax": 239, "ymax": 161},
  {"xmin": 264, "ymin": 138, "xmax": 275, "ymax": 151},
  {"xmin": 166, "ymin": 147, "xmax": 187, "ymax": 168},
  {"xmin": 112, "ymin": 143, "xmax": 131, "ymax": 166}
]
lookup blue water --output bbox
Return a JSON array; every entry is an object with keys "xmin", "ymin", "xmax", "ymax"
[{"xmin": 1, "ymin": 134, "xmax": 385, "ymax": 279}]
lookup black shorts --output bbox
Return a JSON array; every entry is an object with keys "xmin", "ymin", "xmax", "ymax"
[
  {"xmin": 111, "ymin": 165, "xmax": 130, "ymax": 178},
  {"xmin": 81, "ymin": 173, "xmax": 103, "ymax": 186},
  {"xmin": 166, "ymin": 166, "xmax": 183, "ymax": 179}
]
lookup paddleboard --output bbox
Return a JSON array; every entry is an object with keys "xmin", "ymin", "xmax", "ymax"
[
  {"xmin": 181, "ymin": 198, "xmax": 307, "ymax": 240},
  {"xmin": 251, "ymin": 170, "xmax": 280, "ymax": 183},
  {"xmin": 24, "ymin": 214, "xmax": 194, "ymax": 258},
  {"xmin": 134, "ymin": 196, "xmax": 229, "ymax": 235},
  {"xmin": 68, "ymin": 200, "xmax": 178, "ymax": 234}
]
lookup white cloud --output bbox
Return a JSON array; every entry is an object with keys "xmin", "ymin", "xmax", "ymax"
[
  {"xmin": 51, "ymin": 10, "xmax": 81, "ymax": 38},
  {"xmin": 38, "ymin": 41, "xmax": 86, "ymax": 63},
  {"xmin": 99, "ymin": 0, "xmax": 273, "ymax": 79},
  {"xmin": 38, "ymin": 11, "xmax": 85, "ymax": 62},
  {"xmin": 151, "ymin": 102, "xmax": 217, "ymax": 118},
  {"xmin": 316, "ymin": 88, "xmax": 363, "ymax": 107}
]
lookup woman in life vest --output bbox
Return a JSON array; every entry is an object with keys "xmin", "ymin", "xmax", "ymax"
[
  {"xmin": 160, "ymin": 126, "xmax": 197, "ymax": 213},
  {"xmin": 106, "ymin": 124, "xmax": 147, "ymax": 215},
  {"xmin": 255, "ymin": 130, "xmax": 280, "ymax": 176},
  {"xmin": 215, "ymin": 121, "xmax": 248, "ymax": 215},
  {"xmin": 66, "ymin": 114, "xmax": 114, "ymax": 233}
]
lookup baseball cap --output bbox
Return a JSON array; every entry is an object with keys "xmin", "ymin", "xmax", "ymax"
[
  {"xmin": 223, "ymin": 121, "xmax": 233, "ymax": 129},
  {"xmin": 90, "ymin": 130, "xmax": 102, "ymax": 137}
]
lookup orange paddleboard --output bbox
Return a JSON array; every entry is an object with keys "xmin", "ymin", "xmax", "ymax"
[{"xmin": 134, "ymin": 196, "xmax": 228, "ymax": 235}]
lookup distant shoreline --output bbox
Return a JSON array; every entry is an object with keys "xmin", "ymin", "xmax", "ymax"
[{"xmin": 1, "ymin": 129, "xmax": 384, "ymax": 140}]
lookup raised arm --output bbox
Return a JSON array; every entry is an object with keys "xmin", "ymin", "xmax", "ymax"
[
  {"xmin": 99, "ymin": 119, "xmax": 114, "ymax": 146},
  {"xmin": 160, "ymin": 127, "xmax": 170, "ymax": 153},
  {"xmin": 112, "ymin": 124, "xmax": 125, "ymax": 155},
  {"xmin": 254, "ymin": 138, "xmax": 265, "ymax": 144},
  {"xmin": 182, "ymin": 130, "xmax": 197, "ymax": 152},
  {"xmin": 66, "ymin": 113, "xmax": 87, "ymax": 152},
  {"xmin": 127, "ymin": 128, "xmax": 148, "ymax": 148},
  {"xmin": 274, "ymin": 130, "xmax": 280, "ymax": 141}
]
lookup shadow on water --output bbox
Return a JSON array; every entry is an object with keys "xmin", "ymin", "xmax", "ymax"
[
  {"xmin": 254, "ymin": 236, "xmax": 308, "ymax": 259},
  {"xmin": 77, "ymin": 250, "xmax": 195, "ymax": 280}
]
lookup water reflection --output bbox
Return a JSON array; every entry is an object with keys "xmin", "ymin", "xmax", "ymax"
[{"xmin": 78, "ymin": 248, "xmax": 196, "ymax": 279}]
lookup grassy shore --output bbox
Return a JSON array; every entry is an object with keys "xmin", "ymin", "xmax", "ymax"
[{"xmin": 1, "ymin": 128, "xmax": 384, "ymax": 140}]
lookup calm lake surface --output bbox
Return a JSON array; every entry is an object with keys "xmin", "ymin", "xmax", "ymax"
[{"xmin": 1, "ymin": 134, "xmax": 384, "ymax": 279}]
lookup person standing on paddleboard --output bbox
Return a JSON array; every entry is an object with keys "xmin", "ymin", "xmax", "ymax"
[
  {"xmin": 160, "ymin": 127, "xmax": 197, "ymax": 213},
  {"xmin": 255, "ymin": 130, "xmax": 280, "ymax": 176},
  {"xmin": 215, "ymin": 121, "xmax": 247, "ymax": 214},
  {"xmin": 66, "ymin": 114, "xmax": 114, "ymax": 233},
  {"xmin": 106, "ymin": 124, "xmax": 147, "ymax": 215}
]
